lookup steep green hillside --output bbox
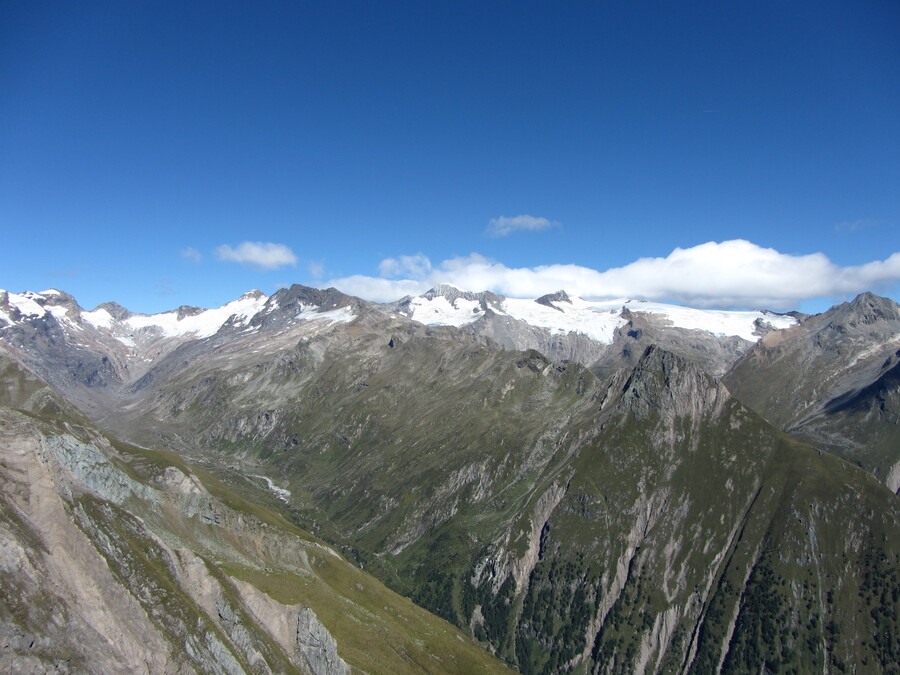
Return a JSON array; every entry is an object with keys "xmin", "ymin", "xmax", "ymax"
[
  {"xmin": 0, "ymin": 354, "xmax": 512, "ymax": 674},
  {"xmin": 114, "ymin": 313, "xmax": 900, "ymax": 673}
]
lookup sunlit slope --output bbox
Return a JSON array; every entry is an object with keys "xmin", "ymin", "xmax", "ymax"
[
  {"xmin": 0, "ymin": 354, "xmax": 513, "ymax": 674},
  {"xmin": 115, "ymin": 312, "xmax": 899, "ymax": 673}
]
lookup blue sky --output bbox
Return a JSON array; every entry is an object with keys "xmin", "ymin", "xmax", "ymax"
[{"xmin": 2, "ymin": 1, "xmax": 899, "ymax": 314}]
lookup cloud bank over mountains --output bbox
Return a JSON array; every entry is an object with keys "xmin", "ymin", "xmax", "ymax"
[{"xmin": 328, "ymin": 240, "xmax": 900, "ymax": 309}]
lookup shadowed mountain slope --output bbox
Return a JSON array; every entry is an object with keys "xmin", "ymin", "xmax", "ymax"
[{"xmin": 726, "ymin": 292, "xmax": 900, "ymax": 491}]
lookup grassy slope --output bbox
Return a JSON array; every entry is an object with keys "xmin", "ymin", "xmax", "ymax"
[
  {"xmin": 0, "ymin": 353, "xmax": 514, "ymax": 674},
  {"xmin": 118, "ymin": 323, "xmax": 900, "ymax": 673}
]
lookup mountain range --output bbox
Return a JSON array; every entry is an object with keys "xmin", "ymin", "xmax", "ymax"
[{"xmin": 1, "ymin": 284, "xmax": 898, "ymax": 673}]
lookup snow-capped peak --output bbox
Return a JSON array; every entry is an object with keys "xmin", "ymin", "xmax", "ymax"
[
  {"xmin": 1, "ymin": 286, "xmax": 364, "ymax": 350},
  {"xmin": 1, "ymin": 290, "xmax": 48, "ymax": 318},
  {"xmin": 399, "ymin": 286, "xmax": 797, "ymax": 343},
  {"xmin": 122, "ymin": 292, "xmax": 271, "ymax": 338}
]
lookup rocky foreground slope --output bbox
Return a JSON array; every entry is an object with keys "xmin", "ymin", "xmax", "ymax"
[
  {"xmin": 1, "ymin": 285, "xmax": 899, "ymax": 673},
  {"xmin": 0, "ymin": 355, "xmax": 511, "ymax": 674}
]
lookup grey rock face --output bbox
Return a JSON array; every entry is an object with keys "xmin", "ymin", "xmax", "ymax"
[
  {"xmin": 726, "ymin": 292, "xmax": 900, "ymax": 489},
  {"xmin": 590, "ymin": 308, "xmax": 759, "ymax": 380},
  {"xmin": 0, "ymin": 410, "xmax": 339, "ymax": 674},
  {"xmin": 616, "ymin": 345, "xmax": 731, "ymax": 421},
  {"xmin": 461, "ymin": 311, "xmax": 610, "ymax": 365},
  {"xmin": 534, "ymin": 290, "xmax": 572, "ymax": 309},
  {"xmin": 296, "ymin": 607, "xmax": 350, "ymax": 675}
]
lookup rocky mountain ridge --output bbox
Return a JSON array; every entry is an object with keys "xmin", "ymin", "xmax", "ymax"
[
  {"xmin": 0, "ymin": 283, "xmax": 795, "ymax": 397},
  {"xmin": 3, "ymin": 284, "xmax": 895, "ymax": 487},
  {"xmin": 726, "ymin": 291, "xmax": 900, "ymax": 491}
]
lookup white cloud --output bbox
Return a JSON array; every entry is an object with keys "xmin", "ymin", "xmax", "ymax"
[
  {"xmin": 180, "ymin": 247, "xmax": 203, "ymax": 263},
  {"xmin": 215, "ymin": 242, "xmax": 297, "ymax": 270},
  {"xmin": 378, "ymin": 253, "xmax": 432, "ymax": 279},
  {"xmin": 325, "ymin": 240, "xmax": 900, "ymax": 310},
  {"xmin": 486, "ymin": 214, "xmax": 559, "ymax": 237},
  {"xmin": 324, "ymin": 275, "xmax": 429, "ymax": 303}
]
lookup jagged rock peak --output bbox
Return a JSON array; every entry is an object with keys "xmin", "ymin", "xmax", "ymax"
[
  {"xmin": 94, "ymin": 301, "xmax": 131, "ymax": 320},
  {"xmin": 840, "ymin": 292, "xmax": 900, "ymax": 325},
  {"xmin": 267, "ymin": 285, "xmax": 356, "ymax": 313},
  {"xmin": 631, "ymin": 344, "xmax": 704, "ymax": 381},
  {"xmin": 423, "ymin": 283, "xmax": 505, "ymax": 306},
  {"xmin": 239, "ymin": 289, "xmax": 267, "ymax": 301},
  {"xmin": 535, "ymin": 290, "xmax": 572, "ymax": 310},
  {"xmin": 618, "ymin": 345, "xmax": 729, "ymax": 419},
  {"xmin": 36, "ymin": 289, "xmax": 80, "ymax": 307},
  {"xmin": 815, "ymin": 292, "xmax": 900, "ymax": 337},
  {"xmin": 175, "ymin": 305, "xmax": 204, "ymax": 320}
]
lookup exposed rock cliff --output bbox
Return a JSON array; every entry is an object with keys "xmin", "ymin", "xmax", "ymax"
[{"xmin": 727, "ymin": 292, "xmax": 900, "ymax": 490}]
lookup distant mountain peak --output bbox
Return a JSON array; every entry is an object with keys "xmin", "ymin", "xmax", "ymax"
[
  {"xmin": 94, "ymin": 302, "xmax": 131, "ymax": 320},
  {"xmin": 251, "ymin": 285, "xmax": 359, "ymax": 330},
  {"xmin": 270, "ymin": 284, "xmax": 353, "ymax": 308},
  {"xmin": 239, "ymin": 289, "xmax": 267, "ymax": 301},
  {"xmin": 1, "ymin": 289, "xmax": 81, "ymax": 323},
  {"xmin": 175, "ymin": 305, "xmax": 204, "ymax": 320},
  {"xmin": 36, "ymin": 288, "xmax": 79, "ymax": 306},
  {"xmin": 430, "ymin": 282, "xmax": 466, "ymax": 295},
  {"xmin": 535, "ymin": 290, "xmax": 571, "ymax": 311},
  {"xmin": 422, "ymin": 283, "xmax": 505, "ymax": 306},
  {"xmin": 814, "ymin": 292, "xmax": 900, "ymax": 338},
  {"xmin": 843, "ymin": 291, "xmax": 900, "ymax": 325}
]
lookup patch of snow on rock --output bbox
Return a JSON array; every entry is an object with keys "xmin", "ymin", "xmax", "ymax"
[
  {"xmin": 298, "ymin": 305, "xmax": 356, "ymax": 324},
  {"xmin": 6, "ymin": 291, "xmax": 47, "ymax": 318},
  {"xmin": 83, "ymin": 308, "xmax": 115, "ymax": 329},
  {"xmin": 501, "ymin": 297, "xmax": 627, "ymax": 344},
  {"xmin": 622, "ymin": 300, "xmax": 796, "ymax": 341}
]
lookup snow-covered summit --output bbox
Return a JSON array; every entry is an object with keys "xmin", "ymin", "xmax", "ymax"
[
  {"xmin": 0, "ymin": 288, "xmax": 82, "ymax": 328},
  {"xmin": 1, "ymin": 286, "xmax": 359, "ymax": 346},
  {"xmin": 396, "ymin": 285, "xmax": 797, "ymax": 344},
  {"xmin": 121, "ymin": 292, "xmax": 270, "ymax": 338},
  {"xmin": 2, "ymin": 284, "xmax": 797, "ymax": 354},
  {"xmin": 391, "ymin": 284, "xmax": 504, "ymax": 328}
]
